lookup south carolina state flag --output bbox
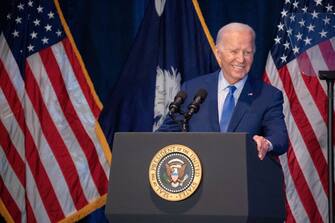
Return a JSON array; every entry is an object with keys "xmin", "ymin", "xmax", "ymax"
[{"xmin": 100, "ymin": 0, "xmax": 218, "ymax": 146}]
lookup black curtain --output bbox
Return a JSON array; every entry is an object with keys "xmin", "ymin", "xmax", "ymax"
[{"xmin": 58, "ymin": 0, "xmax": 149, "ymax": 104}]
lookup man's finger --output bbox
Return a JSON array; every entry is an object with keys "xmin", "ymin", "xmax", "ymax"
[
  {"xmin": 253, "ymin": 135, "xmax": 268, "ymax": 160},
  {"xmin": 258, "ymin": 148, "xmax": 266, "ymax": 160},
  {"xmin": 253, "ymin": 135, "xmax": 262, "ymax": 151}
]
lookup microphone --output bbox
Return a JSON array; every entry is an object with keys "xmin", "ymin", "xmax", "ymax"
[
  {"xmin": 185, "ymin": 89, "xmax": 207, "ymax": 119},
  {"xmin": 168, "ymin": 90, "xmax": 187, "ymax": 116}
]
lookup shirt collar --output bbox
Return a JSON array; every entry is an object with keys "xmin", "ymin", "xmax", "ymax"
[{"xmin": 218, "ymin": 70, "xmax": 248, "ymax": 93}]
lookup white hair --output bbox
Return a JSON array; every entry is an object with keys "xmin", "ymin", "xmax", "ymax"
[{"xmin": 216, "ymin": 22, "xmax": 256, "ymax": 52}]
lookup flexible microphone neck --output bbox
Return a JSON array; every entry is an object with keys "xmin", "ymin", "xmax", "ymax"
[
  {"xmin": 185, "ymin": 89, "xmax": 207, "ymax": 120},
  {"xmin": 168, "ymin": 90, "xmax": 187, "ymax": 116}
]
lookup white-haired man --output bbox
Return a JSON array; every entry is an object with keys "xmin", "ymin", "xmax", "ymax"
[{"xmin": 159, "ymin": 22, "xmax": 288, "ymax": 159}]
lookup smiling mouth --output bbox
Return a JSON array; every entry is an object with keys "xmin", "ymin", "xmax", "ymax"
[{"xmin": 232, "ymin": 64, "xmax": 245, "ymax": 70}]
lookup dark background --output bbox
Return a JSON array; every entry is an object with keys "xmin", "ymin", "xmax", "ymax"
[
  {"xmin": 56, "ymin": 1, "xmax": 284, "ymax": 221},
  {"xmin": 0, "ymin": 1, "xmax": 284, "ymax": 222},
  {"xmin": 58, "ymin": 0, "xmax": 283, "ymax": 105}
]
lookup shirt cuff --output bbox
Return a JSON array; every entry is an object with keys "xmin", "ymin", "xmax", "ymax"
[{"xmin": 266, "ymin": 139, "xmax": 273, "ymax": 152}]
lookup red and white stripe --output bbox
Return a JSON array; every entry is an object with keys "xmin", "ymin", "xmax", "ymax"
[
  {"xmin": 0, "ymin": 30, "xmax": 110, "ymax": 222},
  {"xmin": 265, "ymin": 37, "xmax": 335, "ymax": 223}
]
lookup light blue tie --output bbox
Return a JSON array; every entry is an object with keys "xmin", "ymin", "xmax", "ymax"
[{"xmin": 220, "ymin": 85, "xmax": 237, "ymax": 132}]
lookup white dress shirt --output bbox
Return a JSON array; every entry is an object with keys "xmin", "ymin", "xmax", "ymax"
[{"xmin": 217, "ymin": 70, "xmax": 247, "ymax": 123}]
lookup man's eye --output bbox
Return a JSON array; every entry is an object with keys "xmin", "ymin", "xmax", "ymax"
[{"xmin": 244, "ymin": 51, "xmax": 252, "ymax": 56}]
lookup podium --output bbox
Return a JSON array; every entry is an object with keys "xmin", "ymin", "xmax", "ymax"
[{"xmin": 105, "ymin": 132, "xmax": 285, "ymax": 223}]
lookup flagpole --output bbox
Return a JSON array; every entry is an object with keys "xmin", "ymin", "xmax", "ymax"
[{"xmin": 318, "ymin": 70, "xmax": 335, "ymax": 223}]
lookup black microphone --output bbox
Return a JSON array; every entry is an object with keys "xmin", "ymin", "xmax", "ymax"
[
  {"xmin": 168, "ymin": 90, "xmax": 187, "ymax": 116},
  {"xmin": 185, "ymin": 89, "xmax": 208, "ymax": 119}
]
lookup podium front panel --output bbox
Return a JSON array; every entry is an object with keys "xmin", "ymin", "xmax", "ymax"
[{"xmin": 105, "ymin": 132, "xmax": 284, "ymax": 223}]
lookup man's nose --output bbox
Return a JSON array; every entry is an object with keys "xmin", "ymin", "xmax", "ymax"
[{"xmin": 236, "ymin": 51, "xmax": 245, "ymax": 62}]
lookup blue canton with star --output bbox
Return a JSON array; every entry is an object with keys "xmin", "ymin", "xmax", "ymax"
[
  {"xmin": 0, "ymin": 0, "xmax": 65, "ymax": 76},
  {"xmin": 271, "ymin": 0, "xmax": 335, "ymax": 68}
]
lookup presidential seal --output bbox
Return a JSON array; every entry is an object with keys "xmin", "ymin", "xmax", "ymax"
[{"xmin": 149, "ymin": 144, "xmax": 202, "ymax": 201}]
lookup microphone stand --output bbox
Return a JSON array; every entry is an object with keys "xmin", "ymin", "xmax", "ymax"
[
  {"xmin": 168, "ymin": 112, "xmax": 189, "ymax": 132},
  {"xmin": 318, "ymin": 70, "xmax": 334, "ymax": 223},
  {"xmin": 181, "ymin": 116, "xmax": 190, "ymax": 132},
  {"xmin": 169, "ymin": 89, "xmax": 207, "ymax": 132}
]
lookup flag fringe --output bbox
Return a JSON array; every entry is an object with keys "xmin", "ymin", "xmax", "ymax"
[
  {"xmin": 53, "ymin": 0, "xmax": 103, "ymax": 111},
  {"xmin": 58, "ymin": 194, "xmax": 107, "ymax": 223},
  {"xmin": 96, "ymin": 121, "xmax": 112, "ymax": 165},
  {"xmin": 52, "ymin": 1, "xmax": 113, "ymax": 222},
  {"xmin": 191, "ymin": 0, "xmax": 219, "ymax": 64},
  {"xmin": 0, "ymin": 199, "xmax": 14, "ymax": 223}
]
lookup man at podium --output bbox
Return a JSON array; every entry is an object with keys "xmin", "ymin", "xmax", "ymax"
[
  {"xmin": 107, "ymin": 22, "xmax": 289, "ymax": 223},
  {"xmin": 159, "ymin": 22, "xmax": 288, "ymax": 159}
]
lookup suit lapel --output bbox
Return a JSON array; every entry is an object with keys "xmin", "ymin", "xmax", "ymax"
[
  {"xmin": 206, "ymin": 71, "xmax": 220, "ymax": 131},
  {"xmin": 228, "ymin": 78, "xmax": 255, "ymax": 132}
]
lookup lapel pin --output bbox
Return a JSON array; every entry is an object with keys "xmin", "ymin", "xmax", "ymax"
[{"xmin": 248, "ymin": 92, "xmax": 253, "ymax": 96}]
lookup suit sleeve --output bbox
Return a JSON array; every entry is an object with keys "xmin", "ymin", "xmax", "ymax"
[
  {"xmin": 156, "ymin": 115, "xmax": 182, "ymax": 132},
  {"xmin": 263, "ymin": 90, "xmax": 289, "ymax": 155}
]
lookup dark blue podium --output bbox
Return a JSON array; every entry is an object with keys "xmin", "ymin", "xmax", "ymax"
[{"xmin": 105, "ymin": 132, "xmax": 285, "ymax": 223}]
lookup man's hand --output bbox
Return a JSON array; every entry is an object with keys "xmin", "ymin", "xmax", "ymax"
[{"xmin": 253, "ymin": 135, "xmax": 270, "ymax": 160}]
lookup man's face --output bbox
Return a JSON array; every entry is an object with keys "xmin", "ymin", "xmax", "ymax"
[{"xmin": 216, "ymin": 30, "xmax": 254, "ymax": 84}]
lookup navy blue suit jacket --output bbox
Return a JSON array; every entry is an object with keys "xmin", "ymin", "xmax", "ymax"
[{"xmin": 159, "ymin": 70, "xmax": 288, "ymax": 155}]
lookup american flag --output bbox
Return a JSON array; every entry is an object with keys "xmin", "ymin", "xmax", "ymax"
[
  {"xmin": 0, "ymin": 0, "xmax": 111, "ymax": 222},
  {"xmin": 264, "ymin": 0, "xmax": 335, "ymax": 222}
]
